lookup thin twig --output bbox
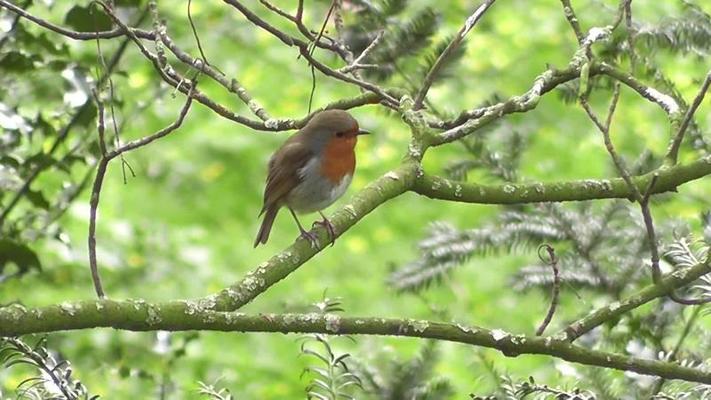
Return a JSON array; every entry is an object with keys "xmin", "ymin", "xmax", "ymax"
[
  {"xmin": 0, "ymin": 0, "xmax": 30, "ymax": 50},
  {"xmin": 187, "ymin": 0, "xmax": 210, "ymax": 67},
  {"xmin": 339, "ymin": 30, "xmax": 384, "ymax": 74},
  {"xmin": 0, "ymin": 0, "xmax": 154, "ymax": 40},
  {"xmin": 228, "ymin": 0, "xmax": 390, "ymax": 103},
  {"xmin": 306, "ymin": 0, "xmax": 336, "ymax": 113},
  {"xmin": 650, "ymin": 306, "xmax": 702, "ymax": 395},
  {"xmin": 298, "ymin": 45, "xmax": 399, "ymax": 108},
  {"xmin": 259, "ymin": 0, "xmax": 348, "ymax": 60},
  {"xmin": 296, "ymin": 0, "xmax": 304, "ymax": 22},
  {"xmin": 666, "ymin": 70, "xmax": 711, "ymax": 164},
  {"xmin": 88, "ymin": 159, "xmax": 109, "ymax": 299},
  {"xmin": 581, "ymin": 84, "xmax": 639, "ymax": 198},
  {"xmin": 413, "ymin": 0, "xmax": 496, "ymax": 110},
  {"xmin": 581, "ymin": 82, "xmax": 711, "ymax": 305},
  {"xmin": 559, "ymin": 0, "xmax": 584, "ymax": 43},
  {"xmin": 92, "ymin": 3, "xmax": 133, "ymax": 184},
  {"xmin": 258, "ymin": 0, "xmax": 296, "ymax": 22},
  {"xmin": 640, "ymin": 174, "xmax": 662, "ymax": 282},
  {"xmin": 224, "ymin": 0, "xmax": 398, "ymax": 109},
  {"xmin": 623, "ymin": 0, "xmax": 637, "ymax": 68},
  {"xmin": 581, "ymin": 84, "xmax": 660, "ymax": 278},
  {"xmin": 148, "ymin": 0, "xmax": 167, "ymax": 69},
  {"xmin": 308, "ymin": 1, "xmax": 335, "ymax": 56},
  {"xmin": 536, "ymin": 244, "xmax": 560, "ymax": 336},
  {"xmin": 87, "ymin": 86, "xmax": 195, "ymax": 298}
]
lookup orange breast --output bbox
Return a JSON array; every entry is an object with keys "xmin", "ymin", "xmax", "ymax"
[{"xmin": 320, "ymin": 137, "xmax": 356, "ymax": 183}]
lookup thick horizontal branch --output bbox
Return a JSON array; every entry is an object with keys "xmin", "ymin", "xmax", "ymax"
[
  {"xmin": 561, "ymin": 261, "xmax": 711, "ymax": 342},
  {"xmin": 412, "ymin": 156, "xmax": 711, "ymax": 204},
  {"xmin": 1, "ymin": 305, "xmax": 709, "ymax": 384},
  {"xmin": 206, "ymin": 161, "xmax": 420, "ymax": 311}
]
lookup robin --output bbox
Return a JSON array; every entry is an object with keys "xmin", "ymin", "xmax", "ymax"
[{"xmin": 254, "ymin": 110, "xmax": 370, "ymax": 247}]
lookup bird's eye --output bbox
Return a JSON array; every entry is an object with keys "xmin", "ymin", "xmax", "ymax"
[{"xmin": 336, "ymin": 132, "xmax": 344, "ymax": 138}]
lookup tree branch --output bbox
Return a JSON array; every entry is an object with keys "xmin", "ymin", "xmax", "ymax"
[
  {"xmin": 0, "ymin": 0, "xmax": 154, "ymax": 40},
  {"xmin": 559, "ymin": 0, "xmax": 584, "ymax": 43},
  {"xmin": 536, "ymin": 245, "xmax": 560, "ymax": 336},
  {"xmin": 412, "ymin": 156, "xmax": 711, "ymax": 204},
  {"xmin": 666, "ymin": 70, "xmax": 711, "ymax": 164},
  {"xmin": 1, "ymin": 305, "xmax": 710, "ymax": 384},
  {"xmin": 207, "ymin": 161, "xmax": 420, "ymax": 311},
  {"xmin": 88, "ymin": 88, "xmax": 195, "ymax": 298},
  {"xmin": 412, "ymin": 0, "xmax": 496, "ymax": 110},
  {"xmin": 561, "ymin": 261, "xmax": 711, "ymax": 342},
  {"xmin": 222, "ymin": 0, "xmax": 398, "ymax": 107}
]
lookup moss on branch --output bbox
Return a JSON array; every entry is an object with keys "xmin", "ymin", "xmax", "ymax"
[
  {"xmin": 1, "ymin": 303, "xmax": 710, "ymax": 384},
  {"xmin": 413, "ymin": 156, "xmax": 711, "ymax": 204}
]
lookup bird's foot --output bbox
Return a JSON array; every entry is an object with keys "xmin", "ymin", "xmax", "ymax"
[
  {"xmin": 298, "ymin": 228, "xmax": 319, "ymax": 249},
  {"xmin": 312, "ymin": 217, "xmax": 336, "ymax": 247}
]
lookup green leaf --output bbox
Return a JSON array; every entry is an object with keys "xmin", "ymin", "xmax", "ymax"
[
  {"xmin": 64, "ymin": 5, "xmax": 113, "ymax": 33},
  {"xmin": 0, "ymin": 240, "xmax": 41, "ymax": 275},
  {"xmin": 26, "ymin": 189, "xmax": 49, "ymax": 210},
  {"xmin": 75, "ymin": 102, "xmax": 98, "ymax": 127},
  {"xmin": 0, "ymin": 51, "xmax": 38, "ymax": 72}
]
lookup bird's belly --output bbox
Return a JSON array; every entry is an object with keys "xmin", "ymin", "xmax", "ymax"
[{"xmin": 286, "ymin": 172, "xmax": 352, "ymax": 214}]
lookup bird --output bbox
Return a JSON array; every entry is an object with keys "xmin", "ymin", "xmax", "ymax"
[{"xmin": 254, "ymin": 109, "xmax": 369, "ymax": 248}]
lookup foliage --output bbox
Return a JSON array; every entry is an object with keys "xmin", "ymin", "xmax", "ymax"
[
  {"xmin": 353, "ymin": 340, "xmax": 453, "ymax": 400},
  {"xmin": 0, "ymin": 337, "xmax": 96, "ymax": 399},
  {"xmin": 341, "ymin": 0, "xmax": 465, "ymax": 92},
  {"xmin": 300, "ymin": 296, "xmax": 361, "ymax": 400},
  {"xmin": 1, "ymin": 0, "xmax": 711, "ymax": 398}
]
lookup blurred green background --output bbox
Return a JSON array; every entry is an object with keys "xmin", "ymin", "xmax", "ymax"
[{"xmin": 1, "ymin": 0, "xmax": 710, "ymax": 398}]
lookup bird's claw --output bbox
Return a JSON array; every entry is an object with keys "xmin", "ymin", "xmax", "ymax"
[
  {"xmin": 298, "ymin": 229, "xmax": 319, "ymax": 249},
  {"xmin": 313, "ymin": 218, "xmax": 336, "ymax": 247}
]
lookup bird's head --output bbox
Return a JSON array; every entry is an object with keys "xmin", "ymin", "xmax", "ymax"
[{"xmin": 300, "ymin": 110, "xmax": 370, "ymax": 151}]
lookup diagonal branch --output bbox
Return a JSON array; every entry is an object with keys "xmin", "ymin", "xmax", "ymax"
[
  {"xmin": 0, "ymin": 0, "xmax": 154, "ymax": 40},
  {"xmin": 207, "ymin": 161, "xmax": 419, "ymax": 311},
  {"xmin": 414, "ymin": 0, "xmax": 496, "ymax": 110},
  {"xmin": 666, "ymin": 70, "xmax": 711, "ymax": 164},
  {"xmin": 561, "ymin": 261, "xmax": 711, "ymax": 342},
  {"xmin": 222, "ymin": 0, "xmax": 398, "ymax": 107},
  {"xmin": 559, "ymin": 0, "xmax": 584, "ymax": 43},
  {"xmin": 412, "ymin": 0, "xmax": 496, "ymax": 110}
]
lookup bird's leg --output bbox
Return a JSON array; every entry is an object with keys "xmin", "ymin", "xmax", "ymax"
[
  {"xmin": 289, "ymin": 207, "xmax": 318, "ymax": 248},
  {"xmin": 313, "ymin": 211, "xmax": 336, "ymax": 247}
]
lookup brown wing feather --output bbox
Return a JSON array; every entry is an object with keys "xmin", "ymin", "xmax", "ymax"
[{"xmin": 259, "ymin": 136, "xmax": 312, "ymax": 214}]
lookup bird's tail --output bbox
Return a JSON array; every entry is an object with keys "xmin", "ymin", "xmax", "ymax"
[{"xmin": 254, "ymin": 206, "xmax": 279, "ymax": 247}]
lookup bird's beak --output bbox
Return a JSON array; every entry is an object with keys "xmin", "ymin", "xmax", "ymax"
[{"xmin": 357, "ymin": 129, "xmax": 371, "ymax": 136}]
